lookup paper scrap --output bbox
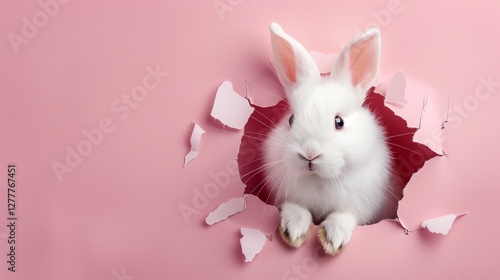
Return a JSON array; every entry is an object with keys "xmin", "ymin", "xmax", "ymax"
[
  {"xmin": 309, "ymin": 51, "xmax": 337, "ymax": 74},
  {"xmin": 240, "ymin": 227, "xmax": 267, "ymax": 262},
  {"xmin": 385, "ymin": 72, "xmax": 408, "ymax": 104},
  {"xmin": 211, "ymin": 81, "xmax": 254, "ymax": 130},
  {"xmin": 375, "ymin": 72, "xmax": 407, "ymax": 104},
  {"xmin": 420, "ymin": 213, "xmax": 467, "ymax": 235},
  {"xmin": 205, "ymin": 197, "xmax": 246, "ymax": 225},
  {"xmin": 184, "ymin": 123, "xmax": 206, "ymax": 167}
]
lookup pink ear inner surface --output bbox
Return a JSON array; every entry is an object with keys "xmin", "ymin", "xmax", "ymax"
[
  {"xmin": 272, "ymin": 35, "xmax": 297, "ymax": 84},
  {"xmin": 348, "ymin": 36, "xmax": 378, "ymax": 88}
]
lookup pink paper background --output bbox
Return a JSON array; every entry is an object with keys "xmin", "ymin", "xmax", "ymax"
[{"xmin": 1, "ymin": 0, "xmax": 499, "ymax": 279}]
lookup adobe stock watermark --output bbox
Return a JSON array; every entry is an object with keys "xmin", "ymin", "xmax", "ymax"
[
  {"xmin": 7, "ymin": 0, "xmax": 71, "ymax": 54},
  {"xmin": 412, "ymin": 74, "xmax": 499, "ymax": 156},
  {"xmin": 393, "ymin": 74, "xmax": 499, "ymax": 194},
  {"xmin": 213, "ymin": 0, "xmax": 243, "ymax": 21},
  {"xmin": 51, "ymin": 65, "xmax": 169, "ymax": 183},
  {"xmin": 387, "ymin": 73, "xmax": 499, "ymax": 211},
  {"xmin": 110, "ymin": 267, "xmax": 135, "ymax": 280},
  {"xmin": 446, "ymin": 74, "xmax": 498, "ymax": 131},
  {"xmin": 178, "ymin": 159, "xmax": 240, "ymax": 224}
]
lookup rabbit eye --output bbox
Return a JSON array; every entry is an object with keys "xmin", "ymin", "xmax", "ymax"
[
  {"xmin": 288, "ymin": 114, "xmax": 295, "ymax": 127},
  {"xmin": 335, "ymin": 116, "xmax": 344, "ymax": 130}
]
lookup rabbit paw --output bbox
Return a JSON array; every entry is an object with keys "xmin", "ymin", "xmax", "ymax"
[
  {"xmin": 318, "ymin": 212, "xmax": 357, "ymax": 255},
  {"xmin": 279, "ymin": 203, "xmax": 314, "ymax": 248}
]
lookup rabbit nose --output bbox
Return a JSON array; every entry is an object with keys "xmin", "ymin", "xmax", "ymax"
[
  {"xmin": 301, "ymin": 140, "xmax": 320, "ymax": 160},
  {"xmin": 298, "ymin": 153, "xmax": 320, "ymax": 161},
  {"xmin": 298, "ymin": 153, "xmax": 319, "ymax": 171}
]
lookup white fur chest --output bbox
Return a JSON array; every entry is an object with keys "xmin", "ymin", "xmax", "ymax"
[{"xmin": 285, "ymin": 163, "xmax": 388, "ymax": 224}]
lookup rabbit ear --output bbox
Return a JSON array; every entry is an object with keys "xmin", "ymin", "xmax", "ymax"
[
  {"xmin": 270, "ymin": 22, "xmax": 319, "ymax": 92},
  {"xmin": 331, "ymin": 29, "xmax": 381, "ymax": 94}
]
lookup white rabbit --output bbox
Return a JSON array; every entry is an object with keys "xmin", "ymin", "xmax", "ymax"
[{"xmin": 264, "ymin": 22, "xmax": 393, "ymax": 255}]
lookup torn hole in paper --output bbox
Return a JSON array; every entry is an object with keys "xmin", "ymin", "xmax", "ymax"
[
  {"xmin": 238, "ymin": 86, "xmax": 439, "ymax": 224},
  {"xmin": 201, "ymin": 52, "xmax": 458, "ymax": 263}
]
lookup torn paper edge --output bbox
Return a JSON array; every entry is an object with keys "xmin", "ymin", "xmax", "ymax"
[
  {"xmin": 210, "ymin": 81, "xmax": 254, "ymax": 130},
  {"xmin": 420, "ymin": 212, "xmax": 468, "ymax": 235},
  {"xmin": 374, "ymin": 72, "xmax": 448, "ymax": 155},
  {"xmin": 184, "ymin": 123, "xmax": 206, "ymax": 167},
  {"xmin": 376, "ymin": 72, "xmax": 432, "ymax": 121},
  {"xmin": 390, "ymin": 212, "xmax": 467, "ymax": 235},
  {"xmin": 244, "ymin": 80, "xmax": 286, "ymax": 108},
  {"xmin": 205, "ymin": 197, "xmax": 246, "ymax": 225},
  {"xmin": 413, "ymin": 94, "xmax": 448, "ymax": 155},
  {"xmin": 240, "ymin": 227, "xmax": 267, "ymax": 262}
]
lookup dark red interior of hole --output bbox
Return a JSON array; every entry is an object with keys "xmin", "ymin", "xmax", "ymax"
[{"xmin": 238, "ymin": 88, "xmax": 438, "ymax": 220}]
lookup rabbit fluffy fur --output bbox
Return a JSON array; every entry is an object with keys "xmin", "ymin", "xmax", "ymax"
[{"xmin": 264, "ymin": 22, "xmax": 393, "ymax": 255}]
